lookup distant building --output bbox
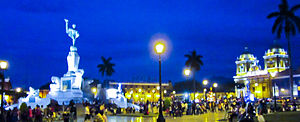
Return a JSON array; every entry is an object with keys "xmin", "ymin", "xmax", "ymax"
[
  {"xmin": 109, "ymin": 81, "xmax": 173, "ymax": 102},
  {"xmin": 234, "ymin": 42, "xmax": 298, "ymax": 99},
  {"xmin": 0, "ymin": 78, "xmax": 12, "ymax": 91}
]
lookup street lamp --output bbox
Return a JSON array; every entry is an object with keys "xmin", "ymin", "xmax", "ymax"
[
  {"xmin": 184, "ymin": 68, "xmax": 191, "ymax": 76},
  {"xmin": 91, "ymin": 87, "xmax": 97, "ymax": 98},
  {"xmin": 213, "ymin": 83, "xmax": 218, "ymax": 88},
  {"xmin": 203, "ymin": 80, "xmax": 208, "ymax": 86},
  {"xmin": 16, "ymin": 87, "xmax": 22, "ymax": 93},
  {"xmin": 203, "ymin": 80, "xmax": 208, "ymax": 100},
  {"xmin": 0, "ymin": 60, "xmax": 8, "ymax": 117},
  {"xmin": 154, "ymin": 41, "xmax": 166, "ymax": 122}
]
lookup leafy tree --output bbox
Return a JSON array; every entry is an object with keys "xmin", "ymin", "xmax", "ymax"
[
  {"xmin": 97, "ymin": 56, "xmax": 115, "ymax": 77},
  {"xmin": 267, "ymin": 0, "xmax": 300, "ymax": 97},
  {"xmin": 184, "ymin": 50, "xmax": 203, "ymax": 99}
]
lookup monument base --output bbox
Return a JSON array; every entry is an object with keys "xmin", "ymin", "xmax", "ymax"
[{"xmin": 48, "ymin": 90, "xmax": 83, "ymax": 105}]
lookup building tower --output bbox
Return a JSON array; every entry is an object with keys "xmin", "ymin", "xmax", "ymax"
[
  {"xmin": 263, "ymin": 40, "xmax": 289, "ymax": 76},
  {"xmin": 235, "ymin": 47, "xmax": 260, "ymax": 76}
]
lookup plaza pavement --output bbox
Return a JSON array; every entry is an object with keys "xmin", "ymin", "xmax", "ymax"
[{"xmin": 57, "ymin": 111, "xmax": 227, "ymax": 122}]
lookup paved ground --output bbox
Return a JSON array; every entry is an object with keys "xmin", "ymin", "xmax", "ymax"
[{"xmin": 64, "ymin": 111, "xmax": 227, "ymax": 122}]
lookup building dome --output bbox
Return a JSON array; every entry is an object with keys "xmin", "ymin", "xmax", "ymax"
[
  {"xmin": 265, "ymin": 41, "xmax": 287, "ymax": 56},
  {"xmin": 235, "ymin": 47, "xmax": 260, "ymax": 76},
  {"xmin": 237, "ymin": 47, "xmax": 257, "ymax": 61},
  {"xmin": 263, "ymin": 40, "xmax": 289, "ymax": 73}
]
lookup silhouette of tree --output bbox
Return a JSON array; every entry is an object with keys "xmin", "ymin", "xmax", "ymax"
[
  {"xmin": 97, "ymin": 56, "xmax": 115, "ymax": 77},
  {"xmin": 267, "ymin": 0, "xmax": 300, "ymax": 97},
  {"xmin": 184, "ymin": 50, "xmax": 203, "ymax": 99}
]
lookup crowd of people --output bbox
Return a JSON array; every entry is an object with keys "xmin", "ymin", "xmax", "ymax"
[
  {"xmin": 0, "ymin": 100, "xmax": 108, "ymax": 122},
  {"xmin": 0, "ymin": 96, "xmax": 298, "ymax": 122},
  {"xmin": 119, "ymin": 96, "xmax": 298, "ymax": 122}
]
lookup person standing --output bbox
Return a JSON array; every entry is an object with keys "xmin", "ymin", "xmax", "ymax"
[
  {"xmin": 34, "ymin": 105, "xmax": 42, "ymax": 122},
  {"xmin": 84, "ymin": 104, "xmax": 91, "ymax": 121},
  {"xmin": 28, "ymin": 106, "xmax": 33, "ymax": 122}
]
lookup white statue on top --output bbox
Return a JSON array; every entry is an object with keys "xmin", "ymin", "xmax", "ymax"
[{"xmin": 64, "ymin": 19, "xmax": 79, "ymax": 46}]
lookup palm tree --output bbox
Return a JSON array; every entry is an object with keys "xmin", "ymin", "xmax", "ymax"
[
  {"xmin": 267, "ymin": 0, "xmax": 300, "ymax": 97},
  {"xmin": 97, "ymin": 56, "xmax": 115, "ymax": 78},
  {"xmin": 184, "ymin": 50, "xmax": 204, "ymax": 100}
]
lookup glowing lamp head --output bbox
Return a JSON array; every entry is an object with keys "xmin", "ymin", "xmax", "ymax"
[
  {"xmin": 184, "ymin": 93, "xmax": 188, "ymax": 98},
  {"xmin": 164, "ymin": 90, "xmax": 167, "ymax": 94},
  {"xmin": 255, "ymin": 83, "xmax": 258, "ymax": 86},
  {"xmin": 138, "ymin": 89, "xmax": 142, "ymax": 92},
  {"xmin": 203, "ymin": 80, "xmax": 208, "ymax": 85},
  {"xmin": 154, "ymin": 42, "xmax": 165, "ymax": 54},
  {"xmin": 213, "ymin": 83, "xmax": 218, "ymax": 88},
  {"xmin": 152, "ymin": 89, "xmax": 155, "ymax": 93},
  {"xmin": 156, "ymin": 86, "xmax": 160, "ymax": 90},
  {"xmin": 172, "ymin": 91, "xmax": 176, "ymax": 94},
  {"xmin": 16, "ymin": 87, "xmax": 22, "ymax": 93},
  {"xmin": 91, "ymin": 87, "xmax": 97, "ymax": 93},
  {"xmin": 281, "ymin": 88, "xmax": 285, "ymax": 92},
  {"xmin": 0, "ymin": 61, "xmax": 8, "ymax": 70},
  {"xmin": 184, "ymin": 69, "xmax": 191, "ymax": 76}
]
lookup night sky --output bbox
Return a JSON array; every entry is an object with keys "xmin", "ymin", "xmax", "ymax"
[{"xmin": 1, "ymin": 0, "xmax": 300, "ymax": 89}]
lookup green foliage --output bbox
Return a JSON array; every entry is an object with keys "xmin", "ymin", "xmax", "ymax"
[
  {"xmin": 19, "ymin": 102, "xmax": 28, "ymax": 112},
  {"xmin": 163, "ymin": 97, "xmax": 171, "ymax": 110}
]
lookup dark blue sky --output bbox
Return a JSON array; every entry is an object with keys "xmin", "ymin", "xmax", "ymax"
[{"xmin": 1, "ymin": 0, "xmax": 300, "ymax": 88}]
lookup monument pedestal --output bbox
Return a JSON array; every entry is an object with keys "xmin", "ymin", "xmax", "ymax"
[
  {"xmin": 48, "ymin": 90, "xmax": 83, "ymax": 104},
  {"xmin": 48, "ymin": 45, "xmax": 84, "ymax": 105}
]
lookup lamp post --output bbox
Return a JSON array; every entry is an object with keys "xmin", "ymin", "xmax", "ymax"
[
  {"xmin": 91, "ymin": 87, "xmax": 97, "ymax": 99},
  {"xmin": 0, "ymin": 60, "xmax": 8, "ymax": 117},
  {"xmin": 183, "ymin": 68, "xmax": 194, "ymax": 100},
  {"xmin": 154, "ymin": 41, "xmax": 165, "ymax": 122},
  {"xmin": 203, "ymin": 80, "xmax": 208, "ymax": 100},
  {"xmin": 213, "ymin": 83, "xmax": 218, "ymax": 100},
  {"xmin": 16, "ymin": 87, "xmax": 22, "ymax": 93}
]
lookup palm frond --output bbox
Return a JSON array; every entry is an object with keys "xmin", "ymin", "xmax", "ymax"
[
  {"xmin": 277, "ymin": 22, "xmax": 283, "ymax": 38},
  {"xmin": 267, "ymin": 12, "xmax": 280, "ymax": 18},
  {"xmin": 290, "ymin": 4, "xmax": 300, "ymax": 12},
  {"xmin": 290, "ymin": 16, "xmax": 300, "ymax": 32},
  {"xmin": 272, "ymin": 17, "xmax": 282, "ymax": 33}
]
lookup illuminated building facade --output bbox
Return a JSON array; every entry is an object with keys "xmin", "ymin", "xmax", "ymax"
[
  {"xmin": 234, "ymin": 42, "xmax": 297, "ymax": 99},
  {"xmin": 109, "ymin": 81, "xmax": 173, "ymax": 102}
]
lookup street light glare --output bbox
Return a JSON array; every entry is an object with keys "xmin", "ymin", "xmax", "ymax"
[
  {"xmin": 91, "ymin": 87, "xmax": 97, "ymax": 93},
  {"xmin": 154, "ymin": 42, "xmax": 165, "ymax": 54},
  {"xmin": 16, "ymin": 87, "xmax": 22, "ymax": 93},
  {"xmin": 184, "ymin": 69, "xmax": 191, "ymax": 76},
  {"xmin": 213, "ymin": 83, "xmax": 218, "ymax": 88},
  {"xmin": 0, "ymin": 61, "xmax": 8, "ymax": 70},
  {"xmin": 203, "ymin": 80, "xmax": 208, "ymax": 85}
]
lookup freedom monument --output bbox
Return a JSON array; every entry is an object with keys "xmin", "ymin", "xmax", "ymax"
[
  {"xmin": 7, "ymin": 19, "xmax": 84, "ymax": 109},
  {"xmin": 7, "ymin": 19, "xmax": 138, "ymax": 110},
  {"xmin": 48, "ymin": 19, "xmax": 84, "ymax": 104}
]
